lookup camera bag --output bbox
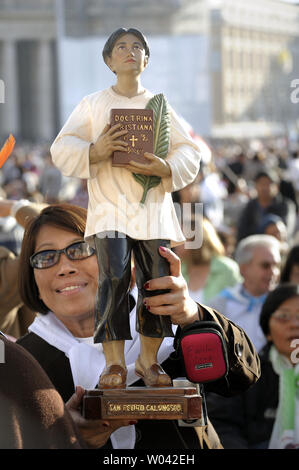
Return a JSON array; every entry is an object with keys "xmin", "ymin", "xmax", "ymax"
[{"xmin": 178, "ymin": 321, "xmax": 229, "ymax": 384}]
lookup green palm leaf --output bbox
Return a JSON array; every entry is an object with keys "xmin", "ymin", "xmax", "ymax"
[{"xmin": 133, "ymin": 94, "xmax": 171, "ymax": 204}]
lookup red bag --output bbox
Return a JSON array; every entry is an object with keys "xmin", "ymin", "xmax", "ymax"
[{"xmin": 178, "ymin": 321, "xmax": 229, "ymax": 384}]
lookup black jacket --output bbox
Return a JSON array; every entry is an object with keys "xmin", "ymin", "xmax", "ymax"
[{"xmin": 205, "ymin": 343, "xmax": 278, "ymax": 449}]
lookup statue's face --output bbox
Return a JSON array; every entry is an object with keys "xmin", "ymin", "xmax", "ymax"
[{"xmin": 107, "ymin": 33, "xmax": 148, "ymax": 76}]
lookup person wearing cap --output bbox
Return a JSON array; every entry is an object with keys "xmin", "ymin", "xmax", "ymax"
[
  {"xmin": 206, "ymin": 283, "xmax": 299, "ymax": 449},
  {"xmin": 51, "ymin": 28, "xmax": 201, "ymax": 390},
  {"xmin": 237, "ymin": 170, "xmax": 297, "ymax": 242},
  {"xmin": 257, "ymin": 213, "xmax": 287, "ymax": 242},
  {"xmin": 257, "ymin": 213, "xmax": 289, "ymax": 258}
]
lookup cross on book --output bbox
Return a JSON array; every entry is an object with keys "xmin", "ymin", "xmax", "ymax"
[{"xmin": 110, "ymin": 108, "xmax": 154, "ymax": 167}]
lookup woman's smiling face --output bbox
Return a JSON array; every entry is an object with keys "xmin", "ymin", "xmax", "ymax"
[{"xmin": 33, "ymin": 224, "xmax": 99, "ymax": 322}]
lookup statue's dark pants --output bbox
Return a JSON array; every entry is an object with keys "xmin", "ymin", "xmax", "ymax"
[{"xmin": 93, "ymin": 232, "xmax": 174, "ymax": 343}]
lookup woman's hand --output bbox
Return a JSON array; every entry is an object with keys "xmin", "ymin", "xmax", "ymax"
[
  {"xmin": 143, "ymin": 246, "xmax": 200, "ymax": 327},
  {"xmin": 124, "ymin": 152, "xmax": 171, "ymax": 178},
  {"xmin": 66, "ymin": 386, "xmax": 137, "ymax": 448},
  {"xmin": 90, "ymin": 124, "xmax": 129, "ymax": 164}
]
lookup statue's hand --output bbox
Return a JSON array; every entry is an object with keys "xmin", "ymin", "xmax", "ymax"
[
  {"xmin": 124, "ymin": 152, "xmax": 171, "ymax": 178},
  {"xmin": 143, "ymin": 246, "xmax": 199, "ymax": 327},
  {"xmin": 90, "ymin": 123, "xmax": 128, "ymax": 164}
]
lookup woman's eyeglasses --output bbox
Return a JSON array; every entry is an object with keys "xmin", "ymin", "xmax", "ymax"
[
  {"xmin": 272, "ymin": 311, "xmax": 299, "ymax": 323},
  {"xmin": 30, "ymin": 241, "xmax": 95, "ymax": 269}
]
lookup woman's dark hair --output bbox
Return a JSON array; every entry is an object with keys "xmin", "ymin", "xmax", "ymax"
[
  {"xmin": 259, "ymin": 283, "xmax": 299, "ymax": 337},
  {"xmin": 18, "ymin": 204, "xmax": 87, "ymax": 315},
  {"xmin": 280, "ymin": 245, "xmax": 299, "ymax": 283},
  {"xmin": 102, "ymin": 27, "xmax": 150, "ymax": 66}
]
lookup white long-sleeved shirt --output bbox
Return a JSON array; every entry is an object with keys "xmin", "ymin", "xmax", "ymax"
[
  {"xmin": 209, "ymin": 283, "xmax": 267, "ymax": 352},
  {"xmin": 51, "ymin": 87, "xmax": 201, "ymax": 245}
]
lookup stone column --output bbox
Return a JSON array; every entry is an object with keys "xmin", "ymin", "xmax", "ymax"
[
  {"xmin": 0, "ymin": 39, "xmax": 19, "ymax": 138},
  {"xmin": 35, "ymin": 39, "xmax": 55, "ymax": 141}
]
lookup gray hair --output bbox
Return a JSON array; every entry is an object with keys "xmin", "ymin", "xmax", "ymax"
[{"xmin": 235, "ymin": 234, "xmax": 281, "ymax": 266}]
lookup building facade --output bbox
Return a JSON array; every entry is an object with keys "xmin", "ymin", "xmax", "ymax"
[
  {"xmin": 0, "ymin": 0, "xmax": 58, "ymax": 141},
  {"xmin": 0, "ymin": 0, "xmax": 298, "ymax": 141},
  {"xmin": 210, "ymin": 0, "xmax": 299, "ymax": 138}
]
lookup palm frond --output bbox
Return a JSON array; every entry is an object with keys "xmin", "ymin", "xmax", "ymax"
[{"xmin": 133, "ymin": 94, "xmax": 171, "ymax": 204}]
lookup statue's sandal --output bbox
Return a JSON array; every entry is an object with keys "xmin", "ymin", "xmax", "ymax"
[
  {"xmin": 135, "ymin": 362, "xmax": 172, "ymax": 387},
  {"xmin": 98, "ymin": 364, "xmax": 127, "ymax": 389}
]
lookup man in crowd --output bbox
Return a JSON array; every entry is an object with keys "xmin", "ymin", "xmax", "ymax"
[{"xmin": 209, "ymin": 234, "xmax": 281, "ymax": 352}]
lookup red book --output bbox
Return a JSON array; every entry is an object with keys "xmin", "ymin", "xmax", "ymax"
[{"xmin": 111, "ymin": 108, "xmax": 154, "ymax": 167}]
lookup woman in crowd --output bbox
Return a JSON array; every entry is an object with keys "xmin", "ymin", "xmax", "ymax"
[
  {"xmin": 181, "ymin": 217, "xmax": 241, "ymax": 304},
  {"xmin": 16, "ymin": 203, "xmax": 260, "ymax": 449},
  {"xmin": 206, "ymin": 283, "xmax": 299, "ymax": 449}
]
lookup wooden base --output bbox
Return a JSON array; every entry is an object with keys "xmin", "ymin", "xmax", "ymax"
[{"xmin": 81, "ymin": 385, "xmax": 202, "ymax": 421}]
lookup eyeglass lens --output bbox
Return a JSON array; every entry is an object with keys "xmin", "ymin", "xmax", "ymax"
[{"xmin": 31, "ymin": 242, "xmax": 94, "ymax": 268}]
